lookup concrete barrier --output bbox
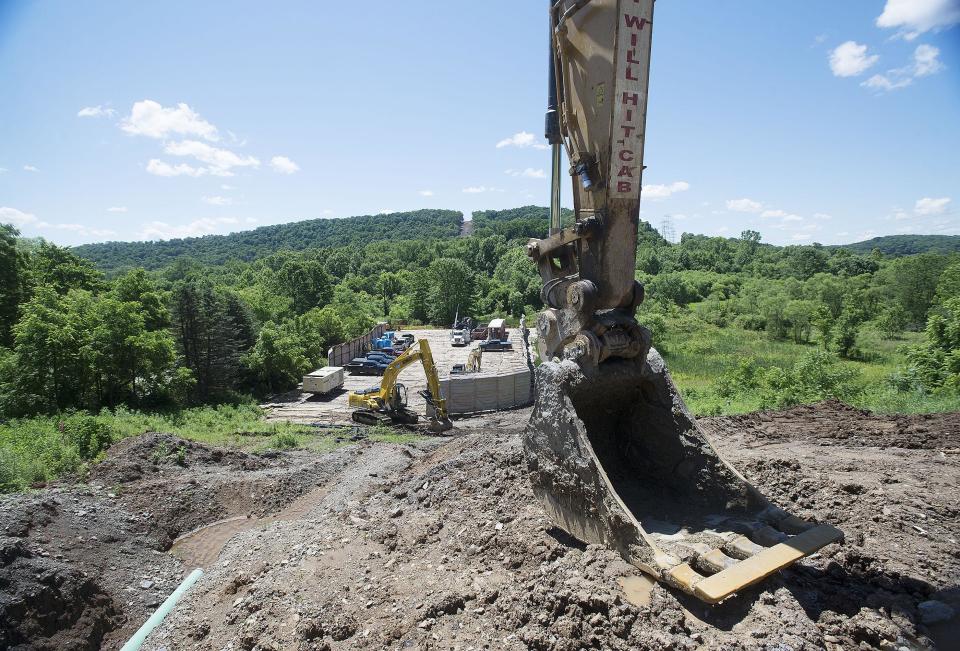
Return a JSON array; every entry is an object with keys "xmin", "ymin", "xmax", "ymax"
[
  {"xmin": 327, "ymin": 323, "xmax": 388, "ymax": 367},
  {"xmin": 439, "ymin": 368, "xmax": 532, "ymax": 415}
]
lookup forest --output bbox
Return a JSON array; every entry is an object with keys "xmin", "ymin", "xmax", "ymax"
[{"xmin": 1, "ymin": 207, "xmax": 958, "ymax": 491}]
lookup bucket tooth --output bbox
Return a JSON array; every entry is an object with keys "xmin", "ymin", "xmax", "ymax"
[
  {"xmin": 523, "ymin": 353, "xmax": 843, "ymax": 604},
  {"xmin": 725, "ymin": 535, "xmax": 767, "ymax": 560},
  {"xmin": 697, "ymin": 548, "xmax": 740, "ymax": 574}
]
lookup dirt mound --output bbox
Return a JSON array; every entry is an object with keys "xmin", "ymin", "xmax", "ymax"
[
  {"xmin": 147, "ymin": 408, "xmax": 960, "ymax": 650},
  {"xmin": 0, "ymin": 432, "xmax": 372, "ymax": 649},
  {"xmin": 90, "ymin": 432, "xmax": 270, "ymax": 485},
  {"xmin": 705, "ymin": 400, "xmax": 960, "ymax": 450}
]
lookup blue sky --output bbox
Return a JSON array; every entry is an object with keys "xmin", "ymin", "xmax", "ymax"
[{"xmin": 1, "ymin": 0, "xmax": 958, "ymax": 246}]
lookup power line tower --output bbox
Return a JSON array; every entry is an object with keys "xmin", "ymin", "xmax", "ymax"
[{"xmin": 658, "ymin": 216, "xmax": 676, "ymax": 244}]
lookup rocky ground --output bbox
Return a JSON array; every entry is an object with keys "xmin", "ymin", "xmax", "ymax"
[{"xmin": 1, "ymin": 402, "xmax": 958, "ymax": 650}]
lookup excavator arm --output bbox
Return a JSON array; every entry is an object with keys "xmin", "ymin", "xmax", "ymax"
[{"xmin": 524, "ymin": 0, "xmax": 842, "ymax": 604}]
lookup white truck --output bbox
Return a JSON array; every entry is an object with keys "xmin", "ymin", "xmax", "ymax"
[{"xmin": 302, "ymin": 366, "xmax": 344, "ymax": 395}]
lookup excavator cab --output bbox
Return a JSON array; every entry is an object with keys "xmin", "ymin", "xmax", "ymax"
[{"xmin": 524, "ymin": 0, "xmax": 842, "ymax": 603}]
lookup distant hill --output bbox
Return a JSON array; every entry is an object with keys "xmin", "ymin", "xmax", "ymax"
[
  {"xmin": 72, "ymin": 209, "xmax": 463, "ymax": 271},
  {"xmin": 70, "ymin": 206, "xmax": 958, "ymax": 272},
  {"xmin": 832, "ymin": 234, "xmax": 960, "ymax": 256}
]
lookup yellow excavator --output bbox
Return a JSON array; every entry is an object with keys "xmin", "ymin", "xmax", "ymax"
[
  {"xmin": 348, "ymin": 339, "xmax": 452, "ymax": 433},
  {"xmin": 524, "ymin": 0, "xmax": 843, "ymax": 603}
]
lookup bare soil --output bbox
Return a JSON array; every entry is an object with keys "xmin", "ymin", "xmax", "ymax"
[{"xmin": 1, "ymin": 403, "xmax": 958, "ymax": 651}]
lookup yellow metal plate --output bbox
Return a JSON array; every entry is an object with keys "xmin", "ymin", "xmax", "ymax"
[{"xmin": 693, "ymin": 524, "xmax": 843, "ymax": 604}]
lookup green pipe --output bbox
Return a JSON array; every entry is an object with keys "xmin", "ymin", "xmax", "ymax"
[{"xmin": 120, "ymin": 568, "xmax": 203, "ymax": 651}]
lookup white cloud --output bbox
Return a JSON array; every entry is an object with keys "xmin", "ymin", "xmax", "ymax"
[
  {"xmin": 876, "ymin": 0, "xmax": 960, "ymax": 39},
  {"xmin": 164, "ymin": 140, "xmax": 259, "ymax": 176},
  {"xmin": 913, "ymin": 44, "xmax": 944, "ymax": 76},
  {"xmin": 915, "ymin": 196, "xmax": 952, "ymax": 215},
  {"xmin": 791, "ymin": 233, "xmax": 811, "ymax": 241},
  {"xmin": 23, "ymin": 165, "xmax": 39, "ymax": 172},
  {"xmin": 0, "ymin": 206, "xmax": 38, "ymax": 226},
  {"xmin": 0, "ymin": 207, "xmax": 115, "ymax": 239},
  {"xmin": 202, "ymin": 195, "xmax": 232, "ymax": 206},
  {"xmin": 139, "ymin": 217, "xmax": 239, "ymax": 240},
  {"xmin": 813, "ymin": 212, "xmax": 833, "ymax": 220},
  {"xmin": 107, "ymin": 206, "xmax": 128, "ymax": 213},
  {"xmin": 322, "ymin": 209, "xmax": 333, "ymax": 215},
  {"xmin": 863, "ymin": 44, "xmax": 944, "ymax": 92},
  {"xmin": 782, "ymin": 214, "xmax": 804, "ymax": 222},
  {"xmin": 77, "ymin": 105, "xmax": 115, "ymax": 118},
  {"xmin": 642, "ymin": 180, "xmax": 690, "ymax": 199},
  {"xmin": 270, "ymin": 155, "xmax": 300, "ymax": 174},
  {"xmin": 418, "ymin": 190, "xmax": 434, "ymax": 196},
  {"xmin": 38, "ymin": 222, "xmax": 116, "ymax": 238},
  {"xmin": 862, "ymin": 73, "xmax": 913, "ymax": 91},
  {"xmin": 121, "ymin": 100, "xmax": 219, "ymax": 141},
  {"xmin": 829, "ymin": 41, "xmax": 879, "ymax": 77},
  {"xmin": 505, "ymin": 168, "xmax": 547, "ymax": 179},
  {"xmin": 462, "ymin": 186, "xmax": 503, "ymax": 194},
  {"xmin": 0, "ymin": 167, "xmax": 7, "ymax": 174},
  {"xmin": 495, "ymin": 131, "xmax": 549, "ymax": 150},
  {"xmin": 146, "ymin": 159, "xmax": 206, "ymax": 177},
  {"xmin": 726, "ymin": 198, "xmax": 763, "ymax": 213},
  {"xmin": 379, "ymin": 209, "xmax": 395, "ymax": 215},
  {"xmin": 220, "ymin": 184, "xmax": 235, "ymax": 191},
  {"xmin": 761, "ymin": 209, "xmax": 788, "ymax": 218}
]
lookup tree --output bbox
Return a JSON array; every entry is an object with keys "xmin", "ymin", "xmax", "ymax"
[
  {"xmin": 0, "ymin": 225, "xmax": 27, "ymax": 346},
  {"xmin": 378, "ymin": 271, "xmax": 403, "ymax": 317},
  {"xmin": 7, "ymin": 288, "xmax": 94, "ymax": 413},
  {"xmin": 272, "ymin": 258, "xmax": 333, "ymax": 315},
  {"xmin": 30, "ymin": 241, "xmax": 105, "ymax": 295},
  {"xmin": 170, "ymin": 278, "xmax": 250, "ymax": 402},
  {"xmin": 830, "ymin": 307, "xmax": 863, "ymax": 359},
  {"xmin": 903, "ymin": 297, "xmax": 960, "ymax": 392},
  {"xmin": 111, "ymin": 268, "xmax": 170, "ymax": 331},
  {"xmin": 425, "ymin": 258, "xmax": 475, "ymax": 325},
  {"xmin": 89, "ymin": 298, "xmax": 175, "ymax": 406},
  {"xmin": 244, "ymin": 322, "xmax": 310, "ymax": 394},
  {"xmin": 784, "ymin": 300, "xmax": 817, "ymax": 344}
]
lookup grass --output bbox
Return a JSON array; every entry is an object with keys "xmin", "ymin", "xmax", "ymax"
[
  {"xmin": 658, "ymin": 308, "xmax": 959, "ymax": 417},
  {"xmin": 0, "ymin": 402, "xmax": 421, "ymax": 493}
]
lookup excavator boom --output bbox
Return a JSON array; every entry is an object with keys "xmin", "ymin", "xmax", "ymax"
[{"xmin": 524, "ymin": 0, "xmax": 842, "ymax": 603}]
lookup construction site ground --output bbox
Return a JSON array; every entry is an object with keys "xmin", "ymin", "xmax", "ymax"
[
  {"xmin": 1, "ymin": 401, "xmax": 958, "ymax": 650},
  {"xmin": 262, "ymin": 328, "xmax": 529, "ymax": 424}
]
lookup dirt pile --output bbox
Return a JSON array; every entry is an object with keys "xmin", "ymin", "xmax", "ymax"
[
  {"xmin": 146, "ymin": 407, "xmax": 959, "ymax": 650},
  {"xmin": 707, "ymin": 400, "xmax": 960, "ymax": 450},
  {"xmin": 0, "ymin": 432, "xmax": 367, "ymax": 650}
]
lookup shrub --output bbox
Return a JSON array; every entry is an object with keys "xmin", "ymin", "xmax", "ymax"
[
  {"xmin": 271, "ymin": 433, "xmax": 299, "ymax": 449},
  {"xmin": 60, "ymin": 414, "xmax": 114, "ymax": 460}
]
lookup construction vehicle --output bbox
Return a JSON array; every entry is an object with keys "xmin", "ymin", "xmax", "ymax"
[
  {"xmin": 523, "ymin": 0, "xmax": 842, "ymax": 604},
  {"xmin": 348, "ymin": 339, "xmax": 452, "ymax": 433}
]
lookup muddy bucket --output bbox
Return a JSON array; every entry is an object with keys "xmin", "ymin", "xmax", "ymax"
[{"xmin": 523, "ymin": 351, "xmax": 843, "ymax": 603}]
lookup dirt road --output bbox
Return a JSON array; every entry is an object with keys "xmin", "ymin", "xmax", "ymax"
[{"xmin": 1, "ymin": 403, "xmax": 958, "ymax": 650}]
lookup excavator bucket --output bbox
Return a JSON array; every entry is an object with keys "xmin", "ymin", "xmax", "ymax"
[{"xmin": 524, "ymin": 353, "xmax": 843, "ymax": 603}]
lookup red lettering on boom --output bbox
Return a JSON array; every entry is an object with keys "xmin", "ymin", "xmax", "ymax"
[
  {"xmin": 619, "ymin": 150, "xmax": 634, "ymax": 162},
  {"xmin": 622, "ymin": 92, "xmax": 638, "ymax": 106},
  {"xmin": 626, "ymin": 66, "xmax": 639, "ymax": 81},
  {"xmin": 623, "ymin": 14, "xmax": 651, "ymax": 30},
  {"xmin": 618, "ymin": 181, "xmax": 633, "ymax": 193}
]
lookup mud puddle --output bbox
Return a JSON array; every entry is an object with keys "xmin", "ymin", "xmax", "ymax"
[
  {"xmin": 170, "ymin": 484, "xmax": 331, "ymax": 568},
  {"xmin": 617, "ymin": 574, "xmax": 656, "ymax": 607}
]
